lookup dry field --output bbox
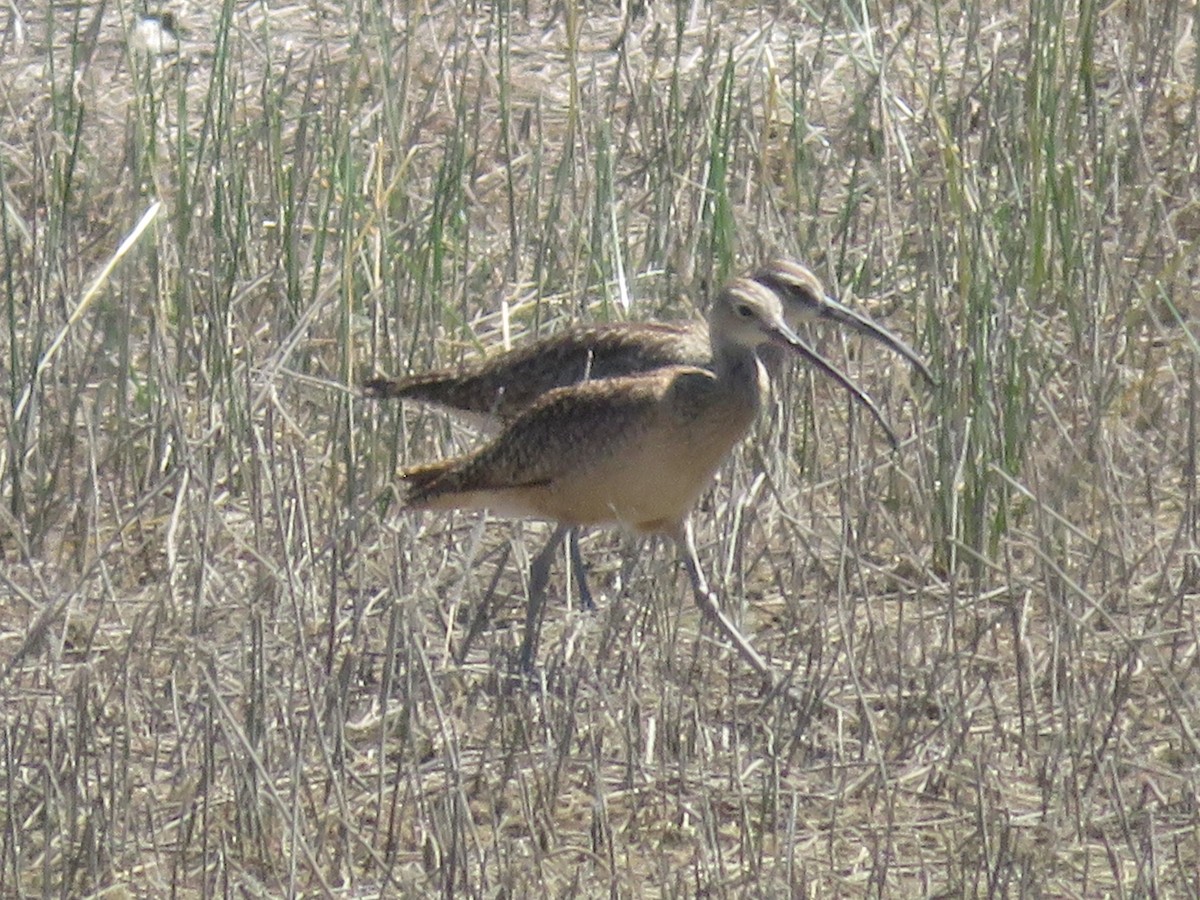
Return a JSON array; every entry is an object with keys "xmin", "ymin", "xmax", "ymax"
[{"xmin": 2, "ymin": 0, "xmax": 1198, "ymax": 895}]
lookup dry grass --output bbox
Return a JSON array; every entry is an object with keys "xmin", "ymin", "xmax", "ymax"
[{"xmin": 1, "ymin": 0, "xmax": 1198, "ymax": 895}]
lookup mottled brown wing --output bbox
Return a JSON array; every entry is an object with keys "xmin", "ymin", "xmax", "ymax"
[
  {"xmin": 365, "ymin": 323, "xmax": 707, "ymax": 420},
  {"xmin": 407, "ymin": 367, "xmax": 712, "ymax": 500}
]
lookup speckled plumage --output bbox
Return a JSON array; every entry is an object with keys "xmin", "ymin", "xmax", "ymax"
[
  {"xmin": 400, "ymin": 278, "xmax": 798, "ymax": 531},
  {"xmin": 364, "ymin": 322, "xmax": 710, "ymax": 423},
  {"xmin": 363, "ymin": 258, "xmax": 932, "ymax": 428},
  {"xmin": 402, "ymin": 361, "xmax": 763, "ymax": 532},
  {"xmin": 395, "ymin": 276, "xmax": 824, "ymax": 686}
]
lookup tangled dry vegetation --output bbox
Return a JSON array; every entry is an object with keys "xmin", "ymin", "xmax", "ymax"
[{"xmin": 1, "ymin": 0, "xmax": 1198, "ymax": 895}]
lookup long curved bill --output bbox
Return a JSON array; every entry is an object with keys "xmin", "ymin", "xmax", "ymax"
[
  {"xmin": 754, "ymin": 260, "xmax": 935, "ymax": 387},
  {"xmin": 766, "ymin": 319, "xmax": 901, "ymax": 450}
]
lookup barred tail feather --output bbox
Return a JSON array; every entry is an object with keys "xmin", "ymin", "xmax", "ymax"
[
  {"xmin": 362, "ymin": 374, "xmax": 435, "ymax": 400},
  {"xmin": 362, "ymin": 372, "xmax": 508, "ymax": 425},
  {"xmin": 361, "ymin": 377, "xmax": 398, "ymax": 399},
  {"xmin": 400, "ymin": 460, "xmax": 458, "ymax": 508}
]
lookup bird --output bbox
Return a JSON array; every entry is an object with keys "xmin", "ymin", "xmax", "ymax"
[
  {"xmin": 364, "ymin": 259, "xmax": 931, "ymax": 424},
  {"xmin": 388, "ymin": 276, "xmax": 910, "ymax": 688},
  {"xmin": 364, "ymin": 259, "xmax": 931, "ymax": 613},
  {"xmin": 130, "ymin": 11, "xmax": 180, "ymax": 56}
]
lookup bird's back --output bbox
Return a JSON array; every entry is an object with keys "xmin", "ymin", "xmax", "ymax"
[
  {"xmin": 401, "ymin": 360, "xmax": 759, "ymax": 533},
  {"xmin": 364, "ymin": 322, "xmax": 710, "ymax": 423}
]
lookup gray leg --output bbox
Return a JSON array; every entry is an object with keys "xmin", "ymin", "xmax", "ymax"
[
  {"xmin": 455, "ymin": 542, "xmax": 512, "ymax": 665},
  {"xmin": 567, "ymin": 527, "xmax": 596, "ymax": 611},
  {"xmin": 676, "ymin": 519, "xmax": 775, "ymax": 684},
  {"xmin": 518, "ymin": 523, "xmax": 572, "ymax": 671}
]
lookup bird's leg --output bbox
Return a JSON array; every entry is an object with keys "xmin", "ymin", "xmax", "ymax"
[
  {"xmin": 676, "ymin": 519, "xmax": 776, "ymax": 685},
  {"xmin": 455, "ymin": 541, "xmax": 513, "ymax": 665},
  {"xmin": 517, "ymin": 522, "xmax": 573, "ymax": 672},
  {"xmin": 566, "ymin": 527, "xmax": 597, "ymax": 611}
]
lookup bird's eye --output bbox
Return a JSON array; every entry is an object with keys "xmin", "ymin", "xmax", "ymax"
[{"xmin": 736, "ymin": 304, "xmax": 754, "ymax": 318}]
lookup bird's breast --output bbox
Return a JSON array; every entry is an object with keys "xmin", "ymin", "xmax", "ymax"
[{"xmin": 518, "ymin": 379, "xmax": 759, "ymax": 532}]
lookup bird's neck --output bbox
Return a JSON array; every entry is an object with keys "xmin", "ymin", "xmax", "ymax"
[{"xmin": 711, "ymin": 343, "xmax": 768, "ymax": 407}]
